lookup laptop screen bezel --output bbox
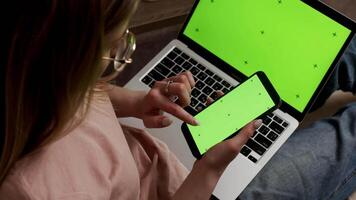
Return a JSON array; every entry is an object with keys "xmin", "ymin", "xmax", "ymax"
[{"xmin": 177, "ymin": 0, "xmax": 355, "ymax": 122}]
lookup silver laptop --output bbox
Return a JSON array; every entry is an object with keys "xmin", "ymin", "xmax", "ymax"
[{"xmin": 121, "ymin": 0, "xmax": 355, "ymax": 199}]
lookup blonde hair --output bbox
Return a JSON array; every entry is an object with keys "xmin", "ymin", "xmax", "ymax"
[{"xmin": 1, "ymin": 0, "xmax": 138, "ymax": 184}]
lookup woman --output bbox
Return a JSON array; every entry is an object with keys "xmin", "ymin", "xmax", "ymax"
[
  {"xmin": 3, "ymin": 0, "xmax": 355, "ymax": 199},
  {"xmin": 1, "ymin": 0, "xmax": 261, "ymax": 199}
]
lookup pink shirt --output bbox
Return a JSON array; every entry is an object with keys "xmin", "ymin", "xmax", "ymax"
[{"xmin": 0, "ymin": 94, "xmax": 188, "ymax": 199}]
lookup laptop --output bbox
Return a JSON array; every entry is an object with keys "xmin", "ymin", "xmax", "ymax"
[{"xmin": 121, "ymin": 0, "xmax": 355, "ymax": 199}]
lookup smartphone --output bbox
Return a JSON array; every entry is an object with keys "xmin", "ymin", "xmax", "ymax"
[{"xmin": 181, "ymin": 71, "xmax": 281, "ymax": 159}]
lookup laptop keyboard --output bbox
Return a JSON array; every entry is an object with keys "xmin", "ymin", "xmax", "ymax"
[
  {"xmin": 240, "ymin": 113, "xmax": 289, "ymax": 163},
  {"xmin": 141, "ymin": 47, "xmax": 234, "ymax": 113},
  {"xmin": 140, "ymin": 47, "xmax": 289, "ymax": 163}
]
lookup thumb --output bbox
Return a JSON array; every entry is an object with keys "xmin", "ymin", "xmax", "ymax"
[
  {"xmin": 200, "ymin": 120, "xmax": 263, "ymax": 173},
  {"xmin": 228, "ymin": 119, "xmax": 262, "ymax": 150},
  {"xmin": 219, "ymin": 119, "xmax": 262, "ymax": 163},
  {"xmin": 143, "ymin": 115, "xmax": 173, "ymax": 128}
]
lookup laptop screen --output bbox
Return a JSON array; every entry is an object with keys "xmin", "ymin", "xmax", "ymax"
[{"xmin": 183, "ymin": 0, "xmax": 352, "ymax": 112}]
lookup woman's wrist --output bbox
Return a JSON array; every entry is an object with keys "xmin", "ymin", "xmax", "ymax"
[
  {"xmin": 173, "ymin": 160, "xmax": 221, "ymax": 200},
  {"xmin": 193, "ymin": 159, "xmax": 222, "ymax": 180},
  {"xmin": 130, "ymin": 90, "xmax": 147, "ymax": 118},
  {"xmin": 108, "ymin": 85, "xmax": 146, "ymax": 118}
]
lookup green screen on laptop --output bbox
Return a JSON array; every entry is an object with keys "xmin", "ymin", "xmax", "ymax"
[{"xmin": 183, "ymin": 0, "xmax": 352, "ymax": 112}]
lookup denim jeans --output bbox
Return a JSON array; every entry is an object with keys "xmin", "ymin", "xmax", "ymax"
[{"xmin": 239, "ymin": 36, "xmax": 356, "ymax": 200}]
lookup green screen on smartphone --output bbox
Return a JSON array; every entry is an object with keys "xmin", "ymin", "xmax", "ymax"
[
  {"xmin": 183, "ymin": 0, "xmax": 352, "ymax": 112},
  {"xmin": 187, "ymin": 74, "xmax": 276, "ymax": 154}
]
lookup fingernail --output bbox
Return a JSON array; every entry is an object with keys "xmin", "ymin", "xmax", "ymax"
[
  {"xmin": 162, "ymin": 118, "xmax": 173, "ymax": 127},
  {"xmin": 192, "ymin": 119, "xmax": 200, "ymax": 126},
  {"xmin": 253, "ymin": 119, "xmax": 263, "ymax": 129}
]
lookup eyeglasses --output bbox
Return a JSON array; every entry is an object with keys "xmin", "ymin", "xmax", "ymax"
[{"xmin": 101, "ymin": 29, "xmax": 136, "ymax": 80}]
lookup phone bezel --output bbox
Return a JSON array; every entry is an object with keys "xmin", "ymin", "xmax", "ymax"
[{"xmin": 181, "ymin": 71, "xmax": 281, "ymax": 159}]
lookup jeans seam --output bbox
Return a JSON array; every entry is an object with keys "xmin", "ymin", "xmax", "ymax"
[{"xmin": 327, "ymin": 168, "xmax": 356, "ymax": 200}]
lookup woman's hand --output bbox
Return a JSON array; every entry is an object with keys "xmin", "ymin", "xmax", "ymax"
[
  {"xmin": 136, "ymin": 71, "xmax": 199, "ymax": 128},
  {"xmin": 173, "ymin": 120, "xmax": 262, "ymax": 200},
  {"xmin": 197, "ymin": 120, "xmax": 261, "ymax": 175}
]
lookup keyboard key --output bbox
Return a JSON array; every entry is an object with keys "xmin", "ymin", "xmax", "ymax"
[
  {"xmin": 255, "ymin": 134, "xmax": 272, "ymax": 148},
  {"xmin": 221, "ymin": 80, "xmax": 231, "ymax": 88},
  {"xmin": 212, "ymin": 82, "xmax": 223, "ymax": 90},
  {"xmin": 149, "ymin": 81, "xmax": 155, "ymax": 88},
  {"xmin": 182, "ymin": 61, "xmax": 193, "ymax": 70},
  {"xmin": 195, "ymin": 81, "xmax": 205, "ymax": 90},
  {"xmin": 282, "ymin": 122, "xmax": 289, "ymax": 127},
  {"xmin": 149, "ymin": 69, "xmax": 164, "ymax": 81},
  {"xmin": 167, "ymin": 72, "xmax": 176, "ymax": 78},
  {"xmin": 196, "ymin": 103, "xmax": 205, "ymax": 111},
  {"xmin": 172, "ymin": 65, "xmax": 183, "ymax": 74},
  {"xmin": 141, "ymin": 76, "xmax": 152, "ymax": 85},
  {"xmin": 190, "ymin": 98, "xmax": 198, "ymax": 107},
  {"xmin": 213, "ymin": 75, "xmax": 222, "ymax": 82},
  {"xmin": 240, "ymin": 146, "xmax": 251, "ymax": 157},
  {"xmin": 181, "ymin": 52, "xmax": 190, "ymax": 60},
  {"xmin": 197, "ymin": 64, "xmax": 206, "ymax": 70},
  {"xmin": 210, "ymin": 92, "xmax": 219, "ymax": 100},
  {"xmin": 173, "ymin": 48, "xmax": 182, "ymax": 55},
  {"xmin": 248, "ymin": 155, "xmax": 258, "ymax": 163},
  {"xmin": 197, "ymin": 72, "xmax": 208, "ymax": 81},
  {"xmin": 202, "ymin": 86, "xmax": 213, "ymax": 96},
  {"xmin": 205, "ymin": 69, "xmax": 214, "ymax": 76},
  {"xmin": 161, "ymin": 58, "xmax": 175, "ymax": 69},
  {"xmin": 222, "ymin": 88, "xmax": 229, "ymax": 94},
  {"xmin": 250, "ymin": 151, "xmax": 262, "ymax": 160},
  {"xmin": 252, "ymin": 131, "xmax": 258, "ymax": 138},
  {"xmin": 273, "ymin": 115, "xmax": 283, "ymax": 124},
  {"xmin": 258, "ymin": 125, "xmax": 270, "ymax": 135},
  {"xmin": 189, "ymin": 58, "xmax": 198, "ymax": 65},
  {"xmin": 167, "ymin": 52, "xmax": 178, "ymax": 60},
  {"xmin": 190, "ymin": 67, "xmax": 200, "ymax": 75},
  {"xmin": 156, "ymin": 64, "xmax": 170, "ymax": 76},
  {"xmin": 198, "ymin": 94, "xmax": 208, "ymax": 103},
  {"xmin": 204, "ymin": 77, "xmax": 215, "ymax": 86},
  {"xmin": 191, "ymin": 88, "xmax": 201, "ymax": 98},
  {"xmin": 262, "ymin": 117, "xmax": 272, "ymax": 125},
  {"xmin": 246, "ymin": 139, "xmax": 266, "ymax": 155},
  {"xmin": 270, "ymin": 122, "xmax": 285, "ymax": 134},
  {"xmin": 174, "ymin": 56, "xmax": 185, "ymax": 65},
  {"xmin": 267, "ymin": 112, "xmax": 274, "ymax": 118},
  {"xmin": 267, "ymin": 131, "xmax": 278, "ymax": 141}
]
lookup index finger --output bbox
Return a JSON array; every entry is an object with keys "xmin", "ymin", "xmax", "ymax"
[
  {"xmin": 154, "ymin": 92, "xmax": 199, "ymax": 126},
  {"xmin": 181, "ymin": 71, "xmax": 195, "ymax": 87}
]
